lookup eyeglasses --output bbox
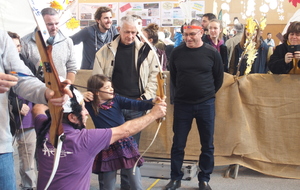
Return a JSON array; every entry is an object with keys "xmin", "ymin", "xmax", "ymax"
[{"xmin": 183, "ymin": 31, "xmax": 200, "ymax": 38}]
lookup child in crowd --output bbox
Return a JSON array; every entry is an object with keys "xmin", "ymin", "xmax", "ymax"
[
  {"xmin": 84, "ymin": 74, "xmax": 157, "ymax": 190},
  {"xmin": 203, "ymin": 19, "xmax": 228, "ymax": 72}
]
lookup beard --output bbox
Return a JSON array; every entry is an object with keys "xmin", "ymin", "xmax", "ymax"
[
  {"xmin": 99, "ymin": 22, "xmax": 111, "ymax": 31},
  {"xmin": 68, "ymin": 120, "xmax": 85, "ymax": 130}
]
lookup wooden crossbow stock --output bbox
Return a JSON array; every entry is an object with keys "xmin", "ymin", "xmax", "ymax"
[{"xmin": 27, "ymin": 0, "xmax": 68, "ymax": 189}]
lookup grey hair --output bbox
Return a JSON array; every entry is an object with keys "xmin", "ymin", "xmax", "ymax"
[
  {"xmin": 190, "ymin": 19, "xmax": 201, "ymax": 26},
  {"xmin": 119, "ymin": 15, "xmax": 137, "ymax": 28},
  {"xmin": 234, "ymin": 23, "xmax": 244, "ymax": 33},
  {"xmin": 41, "ymin": 7, "xmax": 58, "ymax": 17}
]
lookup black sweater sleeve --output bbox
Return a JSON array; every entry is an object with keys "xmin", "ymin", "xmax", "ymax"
[
  {"xmin": 268, "ymin": 43, "xmax": 294, "ymax": 74},
  {"xmin": 212, "ymin": 49, "xmax": 224, "ymax": 92}
]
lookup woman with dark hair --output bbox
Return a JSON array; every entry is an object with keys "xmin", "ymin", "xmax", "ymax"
[
  {"xmin": 229, "ymin": 24, "xmax": 269, "ymax": 76},
  {"xmin": 268, "ymin": 21, "xmax": 300, "ymax": 74}
]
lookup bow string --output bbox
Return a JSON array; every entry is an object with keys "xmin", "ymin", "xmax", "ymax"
[{"xmin": 132, "ymin": 18, "xmax": 167, "ymax": 175}]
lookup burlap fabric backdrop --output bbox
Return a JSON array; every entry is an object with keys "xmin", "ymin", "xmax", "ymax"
[{"xmin": 139, "ymin": 72, "xmax": 300, "ymax": 179}]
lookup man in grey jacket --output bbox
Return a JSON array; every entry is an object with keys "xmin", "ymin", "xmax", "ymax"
[
  {"xmin": 93, "ymin": 14, "xmax": 159, "ymax": 190},
  {"xmin": 70, "ymin": 6, "xmax": 118, "ymax": 69},
  {"xmin": 0, "ymin": 29, "xmax": 70, "ymax": 190},
  {"xmin": 21, "ymin": 7, "xmax": 78, "ymax": 83},
  {"xmin": 225, "ymin": 23, "xmax": 244, "ymax": 64},
  {"xmin": 93, "ymin": 15, "xmax": 159, "ymax": 143}
]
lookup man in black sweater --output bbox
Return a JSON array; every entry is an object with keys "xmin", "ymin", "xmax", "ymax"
[{"xmin": 166, "ymin": 19, "xmax": 224, "ymax": 190}]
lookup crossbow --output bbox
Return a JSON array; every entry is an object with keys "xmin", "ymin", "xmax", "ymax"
[{"xmin": 27, "ymin": 0, "xmax": 67, "ymax": 189}]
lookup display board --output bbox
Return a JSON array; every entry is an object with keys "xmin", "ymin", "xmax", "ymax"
[{"xmin": 78, "ymin": 1, "xmax": 205, "ymax": 28}]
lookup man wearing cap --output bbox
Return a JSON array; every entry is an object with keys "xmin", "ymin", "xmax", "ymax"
[
  {"xmin": 32, "ymin": 86, "xmax": 166, "ymax": 190},
  {"xmin": 165, "ymin": 19, "xmax": 224, "ymax": 190}
]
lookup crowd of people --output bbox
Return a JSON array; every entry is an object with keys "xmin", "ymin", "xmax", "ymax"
[{"xmin": 1, "ymin": 4, "xmax": 299, "ymax": 190}]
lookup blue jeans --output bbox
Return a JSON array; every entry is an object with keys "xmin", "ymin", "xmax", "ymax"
[
  {"xmin": 121, "ymin": 109, "xmax": 145, "ymax": 190},
  {"xmin": 0, "ymin": 153, "xmax": 17, "ymax": 190},
  {"xmin": 170, "ymin": 98, "xmax": 215, "ymax": 182}
]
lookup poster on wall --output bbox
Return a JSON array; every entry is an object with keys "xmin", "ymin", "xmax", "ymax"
[
  {"xmin": 118, "ymin": 2, "xmax": 161, "ymax": 26},
  {"xmin": 161, "ymin": 1, "xmax": 205, "ymax": 27},
  {"xmin": 78, "ymin": 1, "xmax": 204, "ymax": 28},
  {"xmin": 78, "ymin": 3, "xmax": 118, "ymax": 28}
]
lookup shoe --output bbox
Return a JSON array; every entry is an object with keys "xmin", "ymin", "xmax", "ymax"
[
  {"xmin": 199, "ymin": 181, "xmax": 212, "ymax": 190},
  {"xmin": 165, "ymin": 179, "xmax": 181, "ymax": 190}
]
